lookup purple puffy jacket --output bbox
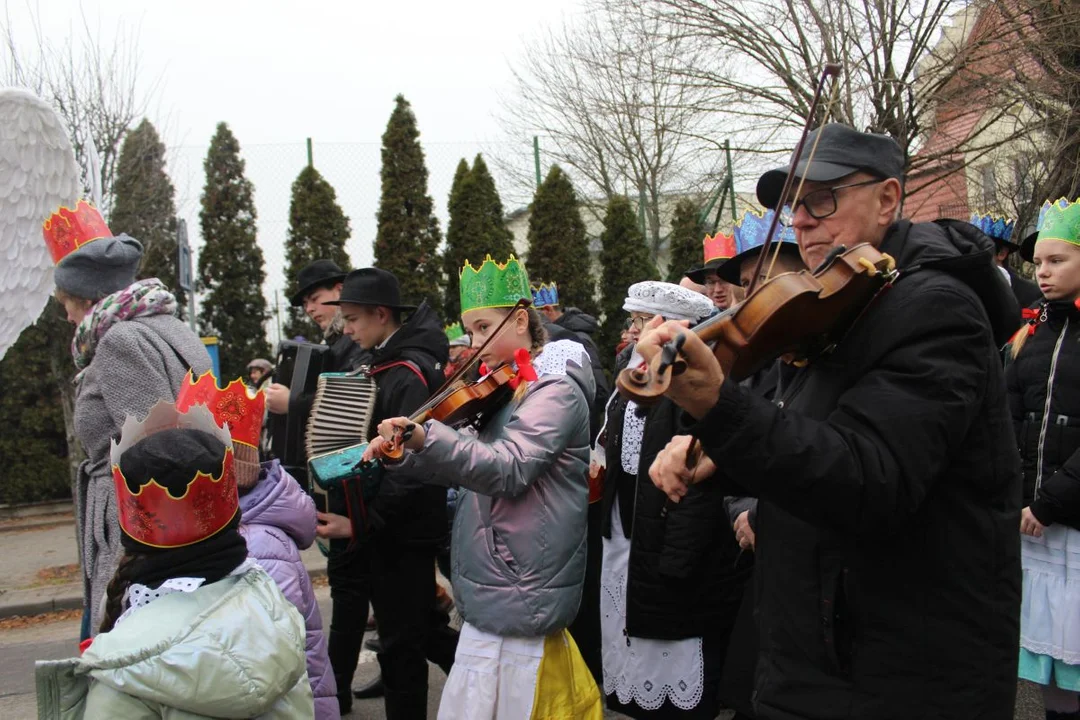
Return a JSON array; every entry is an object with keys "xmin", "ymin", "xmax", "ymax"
[{"xmin": 240, "ymin": 460, "xmax": 339, "ymax": 720}]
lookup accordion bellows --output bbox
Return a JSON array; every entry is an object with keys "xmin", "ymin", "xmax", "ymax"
[{"xmin": 305, "ymin": 371, "xmax": 378, "ymax": 462}]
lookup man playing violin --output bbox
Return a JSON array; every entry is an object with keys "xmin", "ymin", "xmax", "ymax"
[{"xmin": 641, "ymin": 124, "xmax": 1023, "ymax": 719}]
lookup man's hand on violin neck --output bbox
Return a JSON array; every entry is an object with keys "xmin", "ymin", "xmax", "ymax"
[
  {"xmin": 649, "ymin": 434, "xmax": 714, "ymax": 503},
  {"xmin": 636, "ymin": 317, "xmax": 724, "ymax": 419}
]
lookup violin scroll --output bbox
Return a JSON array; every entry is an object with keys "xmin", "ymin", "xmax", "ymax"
[{"xmin": 614, "ymin": 334, "xmax": 687, "ymax": 406}]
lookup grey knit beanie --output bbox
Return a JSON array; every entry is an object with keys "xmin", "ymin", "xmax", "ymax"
[{"xmin": 54, "ymin": 233, "xmax": 144, "ymax": 300}]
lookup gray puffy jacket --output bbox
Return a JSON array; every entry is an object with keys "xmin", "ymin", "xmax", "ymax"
[{"xmin": 390, "ymin": 339, "xmax": 595, "ymax": 637}]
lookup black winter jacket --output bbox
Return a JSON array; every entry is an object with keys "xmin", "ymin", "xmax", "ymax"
[
  {"xmin": 1007, "ymin": 264, "xmax": 1043, "ymax": 309},
  {"xmin": 601, "ymin": 394, "xmax": 749, "ymax": 640},
  {"xmin": 691, "ymin": 220, "xmax": 1022, "ymax": 720},
  {"xmin": 365, "ymin": 301, "xmax": 450, "ymax": 549},
  {"xmin": 1007, "ymin": 299, "xmax": 1080, "ymax": 528}
]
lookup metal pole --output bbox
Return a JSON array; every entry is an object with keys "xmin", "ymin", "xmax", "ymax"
[
  {"xmin": 274, "ymin": 289, "xmax": 283, "ymax": 346},
  {"xmin": 533, "ymin": 136, "xmax": 542, "ymax": 188},
  {"xmin": 724, "ymin": 139, "xmax": 737, "ymax": 221},
  {"xmin": 306, "ymin": 137, "xmax": 313, "ymax": 168}
]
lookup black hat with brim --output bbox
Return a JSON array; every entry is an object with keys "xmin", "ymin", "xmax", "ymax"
[
  {"xmin": 716, "ymin": 242, "xmax": 803, "ymax": 285},
  {"xmin": 684, "ymin": 258, "xmax": 727, "ymax": 285},
  {"xmin": 290, "ymin": 259, "xmax": 348, "ymax": 306},
  {"xmin": 1020, "ymin": 231, "xmax": 1039, "ymax": 263},
  {"xmin": 322, "ymin": 267, "xmax": 417, "ymax": 311},
  {"xmin": 756, "ymin": 123, "xmax": 905, "ymax": 210}
]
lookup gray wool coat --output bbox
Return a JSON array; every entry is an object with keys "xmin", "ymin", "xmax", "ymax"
[{"xmin": 72, "ymin": 314, "xmax": 211, "ymax": 635}]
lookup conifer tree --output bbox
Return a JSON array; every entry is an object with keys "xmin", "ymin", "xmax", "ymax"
[
  {"xmin": 0, "ymin": 309, "xmax": 69, "ymax": 503},
  {"xmin": 525, "ymin": 165, "xmax": 597, "ymax": 316},
  {"xmin": 666, "ymin": 198, "xmax": 706, "ymax": 283},
  {"xmin": 442, "ymin": 158, "xmax": 472, "ymax": 319},
  {"xmin": 373, "ymin": 95, "xmax": 443, "ymax": 317},
  {"xmin": 441, "ymin": 154, "xmax": 516, "ymax": 319},
  {"xmin": 283, "ymin": 165, "xmax": 352, "ymax": 340},
  {"xmin": 110, "ymin": 119, "xmax": 183, "ymax": 313},
  {"xmin": 197, "ymin": 122, "xmax": 270, "ymax": 378},
  {"xmin": 598, "ymin": 195, "xmax": 658, "ymax": 366}
]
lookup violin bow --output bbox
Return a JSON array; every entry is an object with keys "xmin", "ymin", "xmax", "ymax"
[
  {"xmin": 744, "ymin": 63, "xmax": 843, "ymax": 297},
  {"xmin": 681, "ymin": 63, "xmax": 842, "ymax": 472},
  {"xmin": 393, "ymin": 298, "xmax": 530, "ymax": 446}
]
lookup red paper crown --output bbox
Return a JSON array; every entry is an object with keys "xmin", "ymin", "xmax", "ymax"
[
  {"xmin": 703, "ymin": 231, "xmax": 737, "ymax": 264},
  {"xmin": 175, "ymin": 370, "xmax": 265, "ymax": 449},
  {"xmin": 42, "ymin": 200, "xmax": 113, "ymax": 264},
  {"xmin": 111, "ymin": 403, "xmax": 238, "ymax": 549}
]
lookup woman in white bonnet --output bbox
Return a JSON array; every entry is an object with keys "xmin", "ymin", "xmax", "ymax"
[{"xmin": 597, "ymin": 281, "xmax": 752, "ymax": 719}]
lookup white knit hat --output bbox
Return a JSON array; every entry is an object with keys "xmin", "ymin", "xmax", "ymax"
[{"xmin": 623, "ymin": 281, "xmax": 714, "ymax": 322}]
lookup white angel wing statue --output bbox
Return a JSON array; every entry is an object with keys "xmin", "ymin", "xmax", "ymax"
[{"xmin": 0, "ymin": 88, "xmax": 81, "ymax": 361}]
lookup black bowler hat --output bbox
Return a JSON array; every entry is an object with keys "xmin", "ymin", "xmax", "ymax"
[
  {"xmin": 716, "ymin": 242, "xmax": 803, "ymax": 285},
  {"xmin": 756, "ymin": 123, "xmax": 905, "ymax": 210},
  {"xmin": 290, "ymin": 259, "xmax": 348, "ymax": 306},
  {"xmin": 322, "ymin": 267, "xmax": 416, "ymax": 311}
]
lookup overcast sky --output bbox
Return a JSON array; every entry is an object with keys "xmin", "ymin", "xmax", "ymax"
[{"xmin": 5, "ymin": 0, "xmax": 585, "ymax": 343}]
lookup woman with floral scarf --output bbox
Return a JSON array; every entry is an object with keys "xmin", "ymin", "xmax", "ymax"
[{"xmin": 46, "ymin": 203, "xmax": 211, "ymax": 640}]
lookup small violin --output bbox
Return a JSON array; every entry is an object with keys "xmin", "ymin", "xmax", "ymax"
[
  {"xmin": 378, "ymin": 364, "xmax": 517, "ymax": 459},
  {"xmin": 370, "ymin": 298, "xmax": 531, "ymax": 461},
  {"xmin": 617, "ymin": 244, "xmax": 897, "ymax": 406}
]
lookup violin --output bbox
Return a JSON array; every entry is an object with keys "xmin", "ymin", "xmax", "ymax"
[
  {"xmin": 616, "ymin": 63, "xmax": 899, "ymax": 407},
  {"xmin": 371, "ymin": 299, "xmax": 530, "ymax": 461},
  {"xmin": 616, "ymin": 243, "xmax": 897, "ymax": 405},
  {"xmin": 378, "ymin": 364, "xmax": 517, "ymax": 459}
]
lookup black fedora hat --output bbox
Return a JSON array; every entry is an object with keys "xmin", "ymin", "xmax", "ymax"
[
  {"xmin": 323, "ymin": 267, "xmax": 417, "ymax": 311},
  {"xmin": 684, "ymin": 258, "xmax": 726, "ymax": 285},
  {"xmin": 290, "ymin": 259, "xmax": 348, "ymax": 306},
  {"xmin": 716, "ymin": 241, "xmax": 803, "ymax": 285}
]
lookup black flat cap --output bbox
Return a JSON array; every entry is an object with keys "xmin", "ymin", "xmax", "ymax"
[{"xmin": 756, "ymin": 124, "xmax": 905, "ymax": 210}]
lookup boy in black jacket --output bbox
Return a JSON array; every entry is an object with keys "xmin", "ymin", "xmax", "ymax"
[{"xmin": 317, "ymin": 267, "xmax": 454, "ymax": 719}]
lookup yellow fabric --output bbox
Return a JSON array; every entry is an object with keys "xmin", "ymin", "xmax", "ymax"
[{"xmin": 529, "ymin": 630, "xmax": 603, "ymax": 720}]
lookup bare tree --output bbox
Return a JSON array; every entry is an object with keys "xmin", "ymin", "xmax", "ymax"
[
  {"xmin": 1, "ymin": 5, "xmax": 155, "ymax": 217},
  {"xmin": 631, "ymin": 0, "xmax": 1046, "ymax": 197},
  {"xmin": 498, "ymin": 3, "xmax": 733, "ymax": 260}
]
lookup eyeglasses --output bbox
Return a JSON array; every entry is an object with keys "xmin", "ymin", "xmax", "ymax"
[
  {"xmin": 781, "ymin": 178, "xmax": 886, "ymax": 222},
  {"xmin": 629, "ymin": 315, "xmax": 654, "ymax": 330}
]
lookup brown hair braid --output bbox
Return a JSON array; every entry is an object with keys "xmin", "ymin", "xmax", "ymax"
[{"xmin": 98, "ymin": 553, "xmax": 142, "ymax": 634}]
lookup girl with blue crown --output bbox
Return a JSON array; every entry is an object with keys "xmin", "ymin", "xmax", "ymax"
[
  {"xmin": 364, "ymin": 255, "xmax": 602, "ymax": 719},
  {"xmin": 1009, "ymin": 198, "xmax": 1080, "ymax": 719}
]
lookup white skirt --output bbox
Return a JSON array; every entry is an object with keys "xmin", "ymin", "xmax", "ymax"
[
  {"xmin": 438, "ymin": 621, "xmax": 546, "ymax": 719},
  {"xmin": 1021, "ymin": 524, "xmax": 1080, "ymax": 664},
  {"xmin": 600, "ymin": 502, "xmax": 705, "ymax": 711}
]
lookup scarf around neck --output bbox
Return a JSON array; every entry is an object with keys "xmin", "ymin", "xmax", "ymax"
[{"xmin": 71, "ymin": 279, "xmax": 178, "ymax": 375}]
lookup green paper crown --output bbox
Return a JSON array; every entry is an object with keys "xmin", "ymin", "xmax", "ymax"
[
  {"xmin": 445, "ymin": 322, "xmax": 465, "ymax": 343},
  {"xmin": 459, "ymin": 255, "xmax": 532, "ymax": 315},
  {"xmin": 1038, "ymin": 197, "xmax": 1080, "ymax": 247}
]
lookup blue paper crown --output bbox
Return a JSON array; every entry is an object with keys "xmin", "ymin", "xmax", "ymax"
[
  {"xmin": 733, "ymin": 209, "xmax": 797, "ymax": 254},
  {"xmin": 530, "ymin": 282, "xmax": 559, "ymax": 308},
  {"xmin": 969, "ymin": 212, "xmax": 1016, "ymax": 242}
]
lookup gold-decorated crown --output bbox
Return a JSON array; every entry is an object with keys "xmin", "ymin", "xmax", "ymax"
[
  {"xmin": 42, "ymin": 200, "xmax": 113, "ymax": 265},
  {"xmin": 175, "ymin": 370, "xmax": 265, "ymax": 449},
  {"xmin": 110, "ymin": 402, "xmax": 238, "ymax": 549},
  {"xmin": 703, "ymin": 231, "xmax": 737, "ymax": 264},
  {"xmin": 459, "ymin": 255, "xmax": 532, "ymax": 315}
]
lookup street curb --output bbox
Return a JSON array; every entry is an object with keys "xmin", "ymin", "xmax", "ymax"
[{"xmin": 0, "ymin": 566, "xmax": 328, "ymax": 620}]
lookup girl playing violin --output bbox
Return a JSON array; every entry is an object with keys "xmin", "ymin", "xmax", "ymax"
[{"xmin": 364, "ymin": 255, "xmax": 602, "ymax": 720}]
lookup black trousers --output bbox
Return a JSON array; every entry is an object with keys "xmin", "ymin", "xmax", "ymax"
[
  {"xmin": 570, "ymin": 500, "xmax": 604, "ymax": 685},
  {"xmin": 326, "ymin": 538, "xmax": 371, "ymax": 714}
]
